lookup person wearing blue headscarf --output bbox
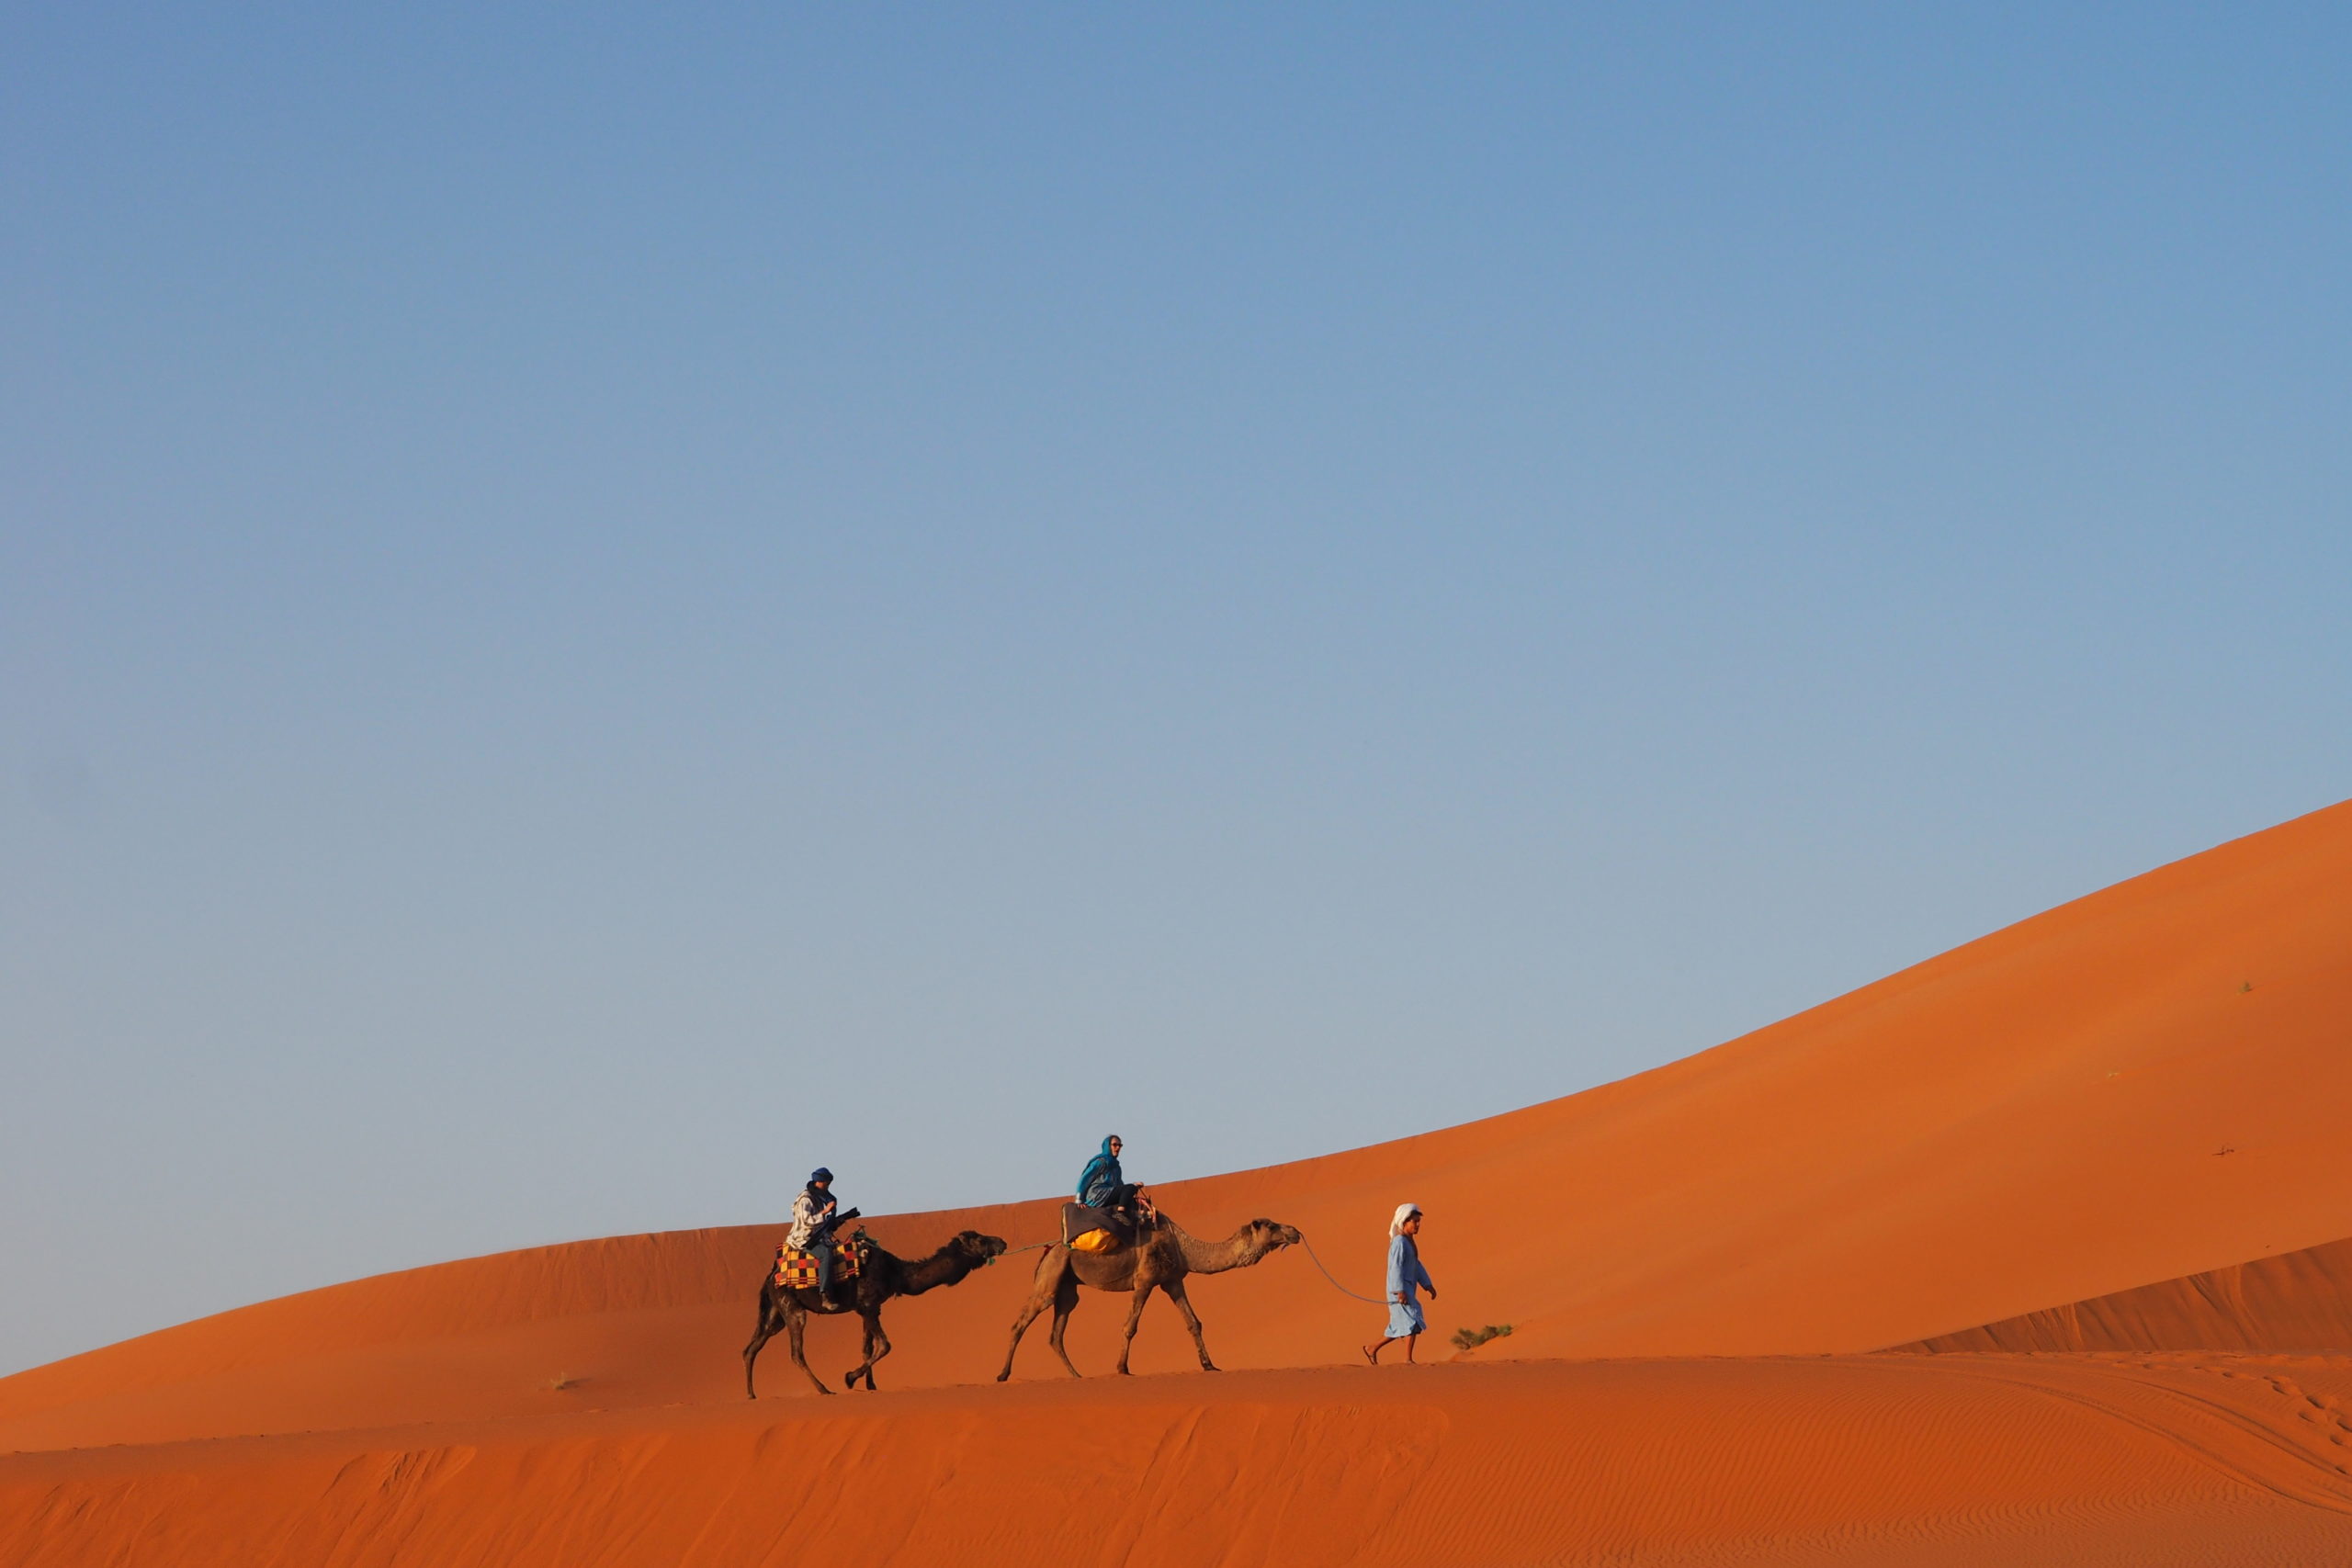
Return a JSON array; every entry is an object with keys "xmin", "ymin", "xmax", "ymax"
[
  {"xmin": 1076, "ymin": 1135, "xmax": 1125, "ymax": 1209},
  {"xmin": 1062, "ymin": 1134, "xmax": 1152, "ymax": 1247}
]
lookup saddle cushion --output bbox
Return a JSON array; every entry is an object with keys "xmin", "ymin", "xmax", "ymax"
[{"xmin": 771, "ymin": 1240, "xmax": 862, "ymax": 1290}]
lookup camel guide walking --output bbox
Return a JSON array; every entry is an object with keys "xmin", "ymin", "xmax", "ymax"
[
  {"xmin": 788, "ymin": 1168, "xmax": 860, "ymax": 1306},
  {"xmin": 1363, "ymin": 1202, "xmax": 1436, "ymax": 1364}
]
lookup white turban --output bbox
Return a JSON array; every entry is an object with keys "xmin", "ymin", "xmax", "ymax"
[{"xmin": 1389, "ymin": 1202, "xmax": 1422, "ymax": 1237}]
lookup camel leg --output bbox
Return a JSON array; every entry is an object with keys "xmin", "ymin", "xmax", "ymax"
[
  {"xmin": 998, "ymin": 1251, "xmax": 1069, "ymax": 1382},
  {"xmin": 785, "ymin": 1303, "xmax": 834, "ymax": 1396},
  {"xmin": 856, "ymin": 1314, "xmax": 892, "ymax": 1393},
  {"xmin": 843, "ymin": 1314, "xmax": 874, "ymax": 1391},
  {"xmin": 1115, "ymin": 1281, "xmax": 1157, "ymax": 1375},
  {"xmin": 1045, "ymin": 1268, "xmax": 1086, "ymax": 1379},
  {"xmin": 742, "ymin": 1289, "xmax": 781, "ymax": 1399},
  {"xmin": 844, "ymin": 1311, "xmax": 890, "ymax": 1392},
  {"xmin": 1162, "ymin": 1278, "xmax": 1218, "ymax": 1371}
]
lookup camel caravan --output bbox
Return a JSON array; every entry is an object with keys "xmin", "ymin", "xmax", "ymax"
[{"xmin": 742, "ymin": 1137, "xmax": 1306, "ymax": 1396}]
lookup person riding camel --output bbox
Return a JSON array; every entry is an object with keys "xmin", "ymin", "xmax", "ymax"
[
  {"xmin": 1078, "ymin": 1135, "xmax": 1126, "ymax": 1211},
  {"xmin": 787, "ymin": 1168, "xmax": 860, "ymax": 1306},
  {"xmin": 1065, "ymin": 1134, "xmax": 1153, "ymax": 1248}
]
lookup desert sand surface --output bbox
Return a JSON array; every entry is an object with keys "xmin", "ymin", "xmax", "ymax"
[
  {"xmin": 1898, "ymin": 1235, "xmax": 2352, "ymax": 1355},
  {"xmin": 9, "ymin": 1356, "xmax": 2352, "ymax": 1567},
  {"xmin": 6, "ymin": 798, "xmax": 2352, "ymax": 1563}
]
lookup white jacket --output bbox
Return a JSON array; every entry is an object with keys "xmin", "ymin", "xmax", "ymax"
[{"xmin": 786, "ymin": 1189, "xmax": 837, "ymax": 1250}]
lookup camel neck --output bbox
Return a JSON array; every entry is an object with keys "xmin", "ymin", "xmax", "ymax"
[
  {"xmin": 898, "ymin": 1246, "xmax": 973, "ymax": 1296},
  {"xmin": 1173, "ymin": 1224, "xmax": 1261, "ymax": 1275}
]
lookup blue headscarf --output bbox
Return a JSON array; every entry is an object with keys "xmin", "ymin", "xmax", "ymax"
[{"xmin": 1076, "ymin": 1136, "xmax": 1124, "ymax": 1207}]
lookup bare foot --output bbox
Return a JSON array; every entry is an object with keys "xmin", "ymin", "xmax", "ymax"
[{"xmin": 1362, "ymin": 1344, "xmax": 1379, "ymax": 1365}]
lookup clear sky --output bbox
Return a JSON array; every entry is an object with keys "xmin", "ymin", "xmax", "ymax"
[{"xmin": 4, "ymin": 5, "xmax": 2347, "ymax": 1375}]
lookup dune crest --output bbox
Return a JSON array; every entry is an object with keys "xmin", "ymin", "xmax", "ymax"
[{"xmin": 1895, "ymin": 1233, "xmax": 2352, "ymax": 1354}]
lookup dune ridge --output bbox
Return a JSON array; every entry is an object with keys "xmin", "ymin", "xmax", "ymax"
[{"xmin": 1895, "ymin": 1234, "xmax": 2352, "ymax": 1355}]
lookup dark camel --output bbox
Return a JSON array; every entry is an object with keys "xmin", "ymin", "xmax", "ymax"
[
  {"xmin": 997, "ymin": 1213, "xmax": 1301, "ymax": 1380},
  {"xmin": 744, "ymin": 1228, "xmax": 1007, "ymax": 1397}
]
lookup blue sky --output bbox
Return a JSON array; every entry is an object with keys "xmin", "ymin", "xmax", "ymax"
[{"xmin": 4, "ymin": 5, "xmax": 2347, "ymax": 1373}]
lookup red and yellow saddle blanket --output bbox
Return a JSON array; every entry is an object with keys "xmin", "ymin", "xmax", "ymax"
[{"xmin": 772, "ymin": 1239, "xmax": 863, "ymax": 1291}]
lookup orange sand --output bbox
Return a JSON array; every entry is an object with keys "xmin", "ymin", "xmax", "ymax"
[
  {"xmin": 10, "ymin": 1357, "xmax": 2352, "ymax": 1566},
  {"xmin": 6, "ymin": 798, "xmax": 2351, "ymax": 1563},
  {"xmin": 1898, "ymin": 1235, "xmax": 2352, "ymax": 1355}
]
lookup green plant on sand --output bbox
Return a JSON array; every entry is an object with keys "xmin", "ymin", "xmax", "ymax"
[{"xmin": 1451, "ymin": 1323, "xmax": 1513, "ymax": 1353}]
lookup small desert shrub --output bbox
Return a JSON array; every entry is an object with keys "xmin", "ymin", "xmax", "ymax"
[{"xmin": 1451, "ymin": 1323, "xmax": 1513, "ymax": 1352}]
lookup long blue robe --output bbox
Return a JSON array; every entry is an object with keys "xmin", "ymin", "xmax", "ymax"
[{"xmin": 1385, "ymin": 1233, "xmax": 1435, "ymax": 1338}]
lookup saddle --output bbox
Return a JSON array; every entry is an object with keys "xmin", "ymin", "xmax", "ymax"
[
  {"xmin": 1061, "ymin": 1199, "xmax": 1157, "ymax": 1255},
  {"xmin": 771, "ymin": 1231, "xmax": 865, "ymax": 1291}
]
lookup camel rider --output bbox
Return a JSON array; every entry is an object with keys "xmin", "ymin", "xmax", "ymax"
[
  {"xmin": 1069, "ymin": 1134, "xmax": 1152, "ymax": 1246},
  {"xmin": 788, "ymin": 1168, "xmax": 860, "ymax": 1306},
  {"xmin": 1078, "ymin": 1135, "xmax": 1126, "ymax": 1211}
]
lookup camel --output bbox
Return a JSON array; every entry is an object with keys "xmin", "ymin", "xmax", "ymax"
[
  {"xmin": 744, "ymin": 1228, "xmax": 1007, "ymax": 1397},
  {"xmin": 997, "ymin": 1213, "xmax": 1302, "ymax": 1380}
]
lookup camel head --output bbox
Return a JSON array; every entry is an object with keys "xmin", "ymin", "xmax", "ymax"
[
  {"xmin": 1244, "ymin": 1219, "xmax": 1303, "ymax": 1258},
  {"xmin": 950, "ymin": 1230, "xmax": 1010, "ymax": 1267}
]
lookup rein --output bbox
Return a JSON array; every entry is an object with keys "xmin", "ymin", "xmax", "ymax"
[{"xmin": 1295, "ymin": 1235, "xmax": 1391, "ymax": 1304}]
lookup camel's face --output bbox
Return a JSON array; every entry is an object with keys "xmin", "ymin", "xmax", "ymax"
[
  {"xmin": 956, "ymin": 1231, "xmax": 1011, "ymax": 1266},
  {"xmin": 1252, "ymin": 1220, "xmax": 1303, "ymax": 1253}
]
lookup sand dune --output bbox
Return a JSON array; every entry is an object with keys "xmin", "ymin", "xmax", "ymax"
[
  {"xmin": 6, "ymin": 798, "xmax": 2351, "ymax": 1562},
  {"xmin": 6, "ymin": 1357, "xmax": 2352, "ymax": 1566},
  {"xmin": 1897, "ymin": 1234, "xmax": 2352, "ymax": 1355}
]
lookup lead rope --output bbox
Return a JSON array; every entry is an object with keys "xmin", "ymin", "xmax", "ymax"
[{"xmin": 1296, "ymin": 1235, "xmax": 1391, "ymax": 1305}]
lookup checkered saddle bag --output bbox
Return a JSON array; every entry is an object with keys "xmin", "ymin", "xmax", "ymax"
[{"xmin": 771, "ymin": 1235, "xmax": 865, "ymax": 1291}]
